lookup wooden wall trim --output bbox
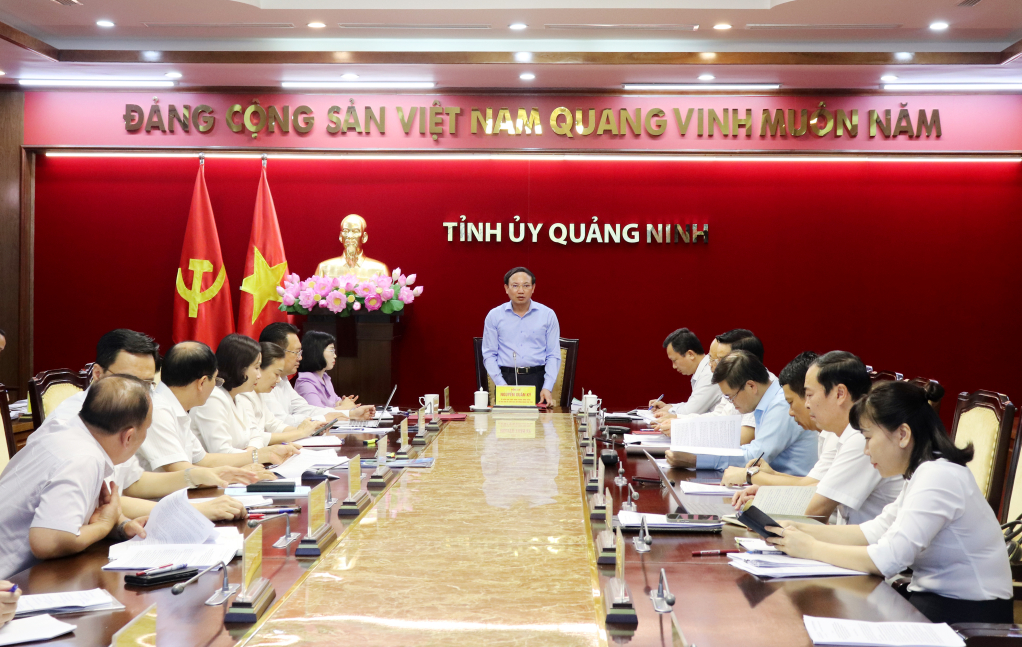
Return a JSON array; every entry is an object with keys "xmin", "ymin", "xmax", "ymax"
[
  {"xmin": 0, "ymin": 21, "xmax": 57, "ymax": 61},
  {"xmin": 0, "ymin": 93, "xmax": 23, "ymax": 397},
  {"xmin": 19, "ymin": 150, "xmax": 33, "ymax": 395}
]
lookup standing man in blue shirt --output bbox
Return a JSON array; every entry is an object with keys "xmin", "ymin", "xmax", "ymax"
[{"xmin": 482, "ymin": 267, "xmax": 561, "ymax": 406}]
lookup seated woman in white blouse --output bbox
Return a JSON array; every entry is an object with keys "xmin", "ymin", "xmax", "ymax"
[
  {"xmin": 237, "ymin": 343, "xmax": 319, "ymax": 446},
  {"xmin": 191, "ymin": 334, "xmax": 299, "ymax": 462},
  {"xmin": 768, "ymin": 380, "xmax": 1012, "ymax": 624}
]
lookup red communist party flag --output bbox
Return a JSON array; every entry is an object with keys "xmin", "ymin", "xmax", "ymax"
[
  {"xmin": 238, "ymin": 162, "xmax": 290, "ymax": 338},
  {"xmin": 173, "ymin": 162, "xmax": 235, "ymax": 346}
]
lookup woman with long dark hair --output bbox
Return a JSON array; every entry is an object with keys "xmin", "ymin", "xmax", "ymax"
[{"xmin": 768, "ymin": 380, "xmax": 1012, "ymax": 624}]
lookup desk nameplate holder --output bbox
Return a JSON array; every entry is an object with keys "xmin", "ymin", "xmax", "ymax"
[
  {"xmin": 296, "ymin": 481, "xmax": 336, "ymax": 558},
  {"xmin": 425, "ymin": 400, "xmax": 441, "ymax": 432},
  {"xmin": 587, "ymin": 461, "xmax": 606, "ymax": 511},
  {"xmin": 337, "ymin": 453, "xmax": 370, "ymax": 516},
  {"xmin": 443, "ymin": 386, "xmax": 453, "ymax": 413},
  {"xmin": 396, "ymin": 419, "xmax": 412, "ymax": 459},
  {"xmin": 411, "ymin": 406, "xmax": 429, "ymax": 445},
  {"xmin": 579, "ymin": 415, "xmax": 594, "ymax": 448},
  {"xmin": 603, "ymin": 526, "xmax": 637, "ymax": 625},
  {"xmin": 111, "ymin": 603, "xmax": 158, "ymax": 645},
  {"xmin": 582, "ymin": 444, "xmax": 596, "ymax": 467},
  {"xmin": 225, "ymin": 526, "xmax": 276, "ymax": 624},
  {"xmin": 368, "ymin": 435, "xmax": 396, "ymax": 489},
  {"xmin": 595, "ymin": 488, "xmax": 617, "ymax": 566}
]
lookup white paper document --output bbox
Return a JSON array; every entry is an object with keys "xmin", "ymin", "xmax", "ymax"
[
  {"xmin": 294, "ymin": 435, "xmax": 344, "ymax": 447},
  {"xmin": 273, "ymin": 450, "xmax": 349, "ymax": 479},
  {"xmin": 670, "ymin": 415, "xmax": 743, "ymax": 456},
  {"xmin": 728, "ymin": 552, "xmax": 865, "ymax": 579},
  {"xmin": 676, "ymin": 481, "xmax": 741, "ymax": 496},
  {"xmin": 616, "ymin": 510, "xmax": 724, "ymax": 531},
  {"xmin": 189, "ymin": 495, "xmax": 271, "ymax": 509},
  {"xmin": 629, "ymin": 409, "xmax": 658, "ymax": 422},
  {"xmin": 623, "ymin": 434, "xmax": 670, "ymax": 446},
  {"xmin": 225, "ymin": 483, "xmax": 312, "ymax": 498},
  {"xmin": 734, "ymin": 537, "xmax": 783, "ymax": 554},
  {"xmin": 750, "ymin": 486, "xmax": 817, "ymax": 516},
  {"xmin": 802, "ymin": 616, "xmax": 965, "ymax": 647},
  {"xmin": 0, "ymin": 615, "xmax": 76, "ymax": 646},
  {"xmin": 103, "ymin": 544, "xmax": 238, "ymax": 571},
  {"xmin": 15, "ymin": 589, "xmax": 122, "ymax": 618},
  {"xmin": 130, "ymin": 489, "xmax": 216, "ymax": 546}
]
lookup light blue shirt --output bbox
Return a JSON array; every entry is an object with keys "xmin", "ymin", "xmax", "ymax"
[
  {"xmin": 482, "ymin": 300, "xmax": 561, "ymax": 392},
  {"xmin": 696, "ymin": 379, "xmax": 818, "ymax": 475}
]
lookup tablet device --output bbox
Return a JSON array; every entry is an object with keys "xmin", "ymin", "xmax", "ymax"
[{"xmin": 735, "ymin": 505, "xmax": 782, "ymax": 538}]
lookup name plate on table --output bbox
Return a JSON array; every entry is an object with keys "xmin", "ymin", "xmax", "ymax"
[
  {"xmin": 297, "ymin": 481, "xmax": 336, "ymax": 558},
  {"xmin": 494, "ymin": 385, "xmax": 536, "ymax": 407},
  {"xmin": 225, "ymin": 526, "xmax": 276, "ymax": 624},
  {"xmin": 111, "ymin": 603, "xmax": 157, "ymax": 646},
  {"xmin": 495, "ymin": 418, "xmax": 536, "ymax": 439},
  {"xmin": 337, "ymin": 454, "xmax": 369, "ymax": 517}
]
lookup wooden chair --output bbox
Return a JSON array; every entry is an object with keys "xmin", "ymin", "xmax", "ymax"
[
  {"xmin": 867, "ymin": 368, "xmax": 904, "ymax": 383},
  {"xmin": 0, "ymin": 385, "xmax": 16, "ymax": 472},
  {"xmin": 950, "ymin": 390, "xmax": 1015, "ymax": 514},
  {"xmin": 473, "ymin": 337, "xmax": 579, "ymax": 408},
  {"xmin": 27, "ymin": 368, "xmax": 91, "ymax": 429}
]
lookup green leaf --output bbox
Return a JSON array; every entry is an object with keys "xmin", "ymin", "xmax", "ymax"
[
  {"xmin": 296, "ymin": 305, "xmax": 309, "ymax": 315},
  {"xmin": 339, "ymin": 309, "xmax": 351, "ymax": 318},
  {"xmin": 388, "ymin": 299, "xmax": 405, "ymax": 311},
  {"xmin": 381, "ymin": 302, "xmax": 394, "ymax": 314}
]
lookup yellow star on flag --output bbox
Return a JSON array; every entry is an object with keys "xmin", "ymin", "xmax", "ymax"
[{"xmin": 241, "ymin": 247, "xmax": 288, "ymax": 324}]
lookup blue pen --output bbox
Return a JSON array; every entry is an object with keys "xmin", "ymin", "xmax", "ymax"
[
  {"xmin": 7, "ymin": 584, "xmax": 16, "ymax": 593},
  {"xmin": 649, "ymin": 394, "xmax": 664, "ymax": 412}
]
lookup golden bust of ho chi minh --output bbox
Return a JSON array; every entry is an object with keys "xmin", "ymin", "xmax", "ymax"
[{"xmin": 315, "ymin": 214, "xmax": 390, "ymax": 280}]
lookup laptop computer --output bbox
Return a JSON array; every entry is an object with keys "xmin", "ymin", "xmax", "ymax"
[
  {"xmin": 340, "ymin": 385, "xmax": 397, "ymax": 429},
  {"xmin": 642, "ymin": 449, "xmax": 735, "ymax": 517}
]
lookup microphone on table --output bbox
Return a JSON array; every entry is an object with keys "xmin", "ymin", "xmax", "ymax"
[
  {"xmin": 640, "ymin": 514, "xmax": 652, "ymax": 547},
  {"xmin": 513, "ymin": 351, "xmax": 519, "ymax": 386},
  {"xmin": 171, "ymin": 560, "xmax": 229, "ymax": 596}
]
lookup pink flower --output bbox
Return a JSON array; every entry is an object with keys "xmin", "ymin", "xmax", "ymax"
[
  {"xmin": 364, "ymin": 293, "xmax": 384, "ymax": 311},
  {"xmin": 324, "ymin": 290, "xmax": 347, "ymax": 313},
  {"xmin": 398, "ymin": 286, "xmax": 415, "ymax": 304},
  {"xmin": 355, "ymin": 281, "xmax": 374, "ymax": 298},
  {"xmin": 276, "ymin": 286, "xmax": 286, "ymax": 296},
  {"xmin": 314, "ymin": 276, "xmax": 337, "ymax": 295},
  {"xmin": 340, "ymin": 275, "xmax": 359, "ymax": 292},
  {"xmin": 303, "ymin": 278, "xmax": 317, "ymax": 291},
  {"xmin": 352, "ymin": 301, "xmax": 362, "ymax": 311},
  {"xmin": 374, "ymin": 275, "xmax": 392, "ymax": 290},
  {"xmin": 412, "ymin": 286, "xmax": 423, "ymax": 296},
  {"xmin": 282, "ymin": 293, "xmax": 296, "ymax": 306},
  {"xmin": 405, "ymin": 274, "xmax": 416, "ymax": 286},
  {"xmin": 298, "ymin": 288, "xmax": 319, "ymax": 310},
  {"xmin": 397, "ymin": 274, "xmax": 407, "ymax": 287},
  {"xmin": 382, "ymin": 287, "xmax": 395, "ymax": 301},
  {"xmin": 392, "ymin": 268, "xmax": 401, "ymax": 281}
]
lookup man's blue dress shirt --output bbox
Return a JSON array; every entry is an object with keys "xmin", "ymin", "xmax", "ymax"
[{"xmin": 482, "ymin": 300, "xmax": 561, "ymax": 392}]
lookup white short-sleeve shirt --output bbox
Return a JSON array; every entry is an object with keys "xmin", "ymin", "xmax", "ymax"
[
  {"xmin": 261, "ymin": 377, "xmax": 340, "ymax": 427},
  {"xmin": 137, "ymin": 383, "xmax": 208, "ymax": 471},
  {"xmin": 806, "ymin": 431, "xmax": 840, "ymax": 481},
  {"xmin": 816, "ymin": 425, "xmax": 903, "ymax": 525},
  {"xmin": 0, "ymin": 416, "xmax": 113, "ymax": 579},
  {"xmin": 189, "ymin": 386, "xmax": 258, "ymax": 454},
  {"xmin": 860, "ymin": 459, "xmax": 1011, "ymax": 601}
]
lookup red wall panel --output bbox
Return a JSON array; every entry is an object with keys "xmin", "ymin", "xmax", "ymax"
[{"xmin": 34, "ymin": 156, "xmax": 1022, "ymax": 427}]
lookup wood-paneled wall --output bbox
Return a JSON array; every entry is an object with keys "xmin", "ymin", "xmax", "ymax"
[{"xmin": 0, "ymin": 91, "xmax": 25, "ymax": 396}]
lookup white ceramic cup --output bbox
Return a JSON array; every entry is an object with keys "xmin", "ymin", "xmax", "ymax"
[
  {"xmin": 582, "ymin": 392, "xmax": 601, "ymax": 413},
  {"xmin": 420, "ymin": 394, "xmax": 440, "ymax": 414},
  {"xmin": 474, "ymin": 389, "xmax": 489, "ymax": 409}
]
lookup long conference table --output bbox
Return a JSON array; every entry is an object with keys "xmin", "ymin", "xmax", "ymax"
[{"xmin": 9, "ymin": 409, "xmax": 930, "ymax": 646}]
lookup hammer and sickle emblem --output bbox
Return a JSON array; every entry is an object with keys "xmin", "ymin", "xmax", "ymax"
[{"xmin": 176, "ymin": 259, "xmax": 227, "ymax": 318}]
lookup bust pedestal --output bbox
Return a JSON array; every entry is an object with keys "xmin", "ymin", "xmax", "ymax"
[{"xmin": 302, "ymin": 309, "xmax": 403, "ymax": 405}]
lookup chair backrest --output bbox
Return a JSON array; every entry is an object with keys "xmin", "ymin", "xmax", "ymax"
[
  {"xmin": 868, "ymin": 369, "xmax": 904, "ymax": 383},
  {"xmin": 27, "ymin": 368, "xmax": 91, "ymax": 429},
  {"xmin": 0, "ymin": 385, "xmax": 15, "ymax": 471},
  {"xmin": 473, "ymin": 337, "xmax": 580, "ymax": 408},
  {"xmin": 950, "ymin": 389, "xmax": 1015, "ymax": 513}
]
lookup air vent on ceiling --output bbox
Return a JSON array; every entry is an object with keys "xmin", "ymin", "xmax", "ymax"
[
  {"xmin": 143, "ymin": 22, "xmax": 295, "ymax": 29},
  {"xmin": 545, "ymin": 23, "xmax": 699, "ymax": 31},
  {"xmin": 958, "ymin": 0, "xmax": 982, "ymax": 6},
  {"xmin": 50, "ymin": 0, "xmax": 83, "ymax": 5},
  {"xmin": 338, "ymin": 23, "xmax": 491, "ymax": 30},
  {"xmin": 746, "ymin": 23, "xmax": 902, "ymax": 30}
]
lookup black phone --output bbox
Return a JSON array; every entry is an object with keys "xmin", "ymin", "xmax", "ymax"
[
  {"xmin": 125, "ymin": 567, "xmax": 197, "ymax": 587},
  {"xmin": 665, "ymin": 513, "xmax": 720, "ymax": 524},
  {"xmin": 736, "ymin": 505, "xmax": 782, "ymax": 538}
]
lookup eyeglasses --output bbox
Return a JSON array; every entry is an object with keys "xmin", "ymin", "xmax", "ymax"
[
  {"xmin": 509, "ymin": 283, "xmax": 533, "ymax": 290},
  {"xmin": 286, "ymin": 349, "xmax": 303, "ymax": 358},
  {"xmin": 722, "ymin": 383, "xmax": 746, "ymax": 404}
]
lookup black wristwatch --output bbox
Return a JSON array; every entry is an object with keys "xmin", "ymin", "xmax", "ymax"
[{"xmin": 746, "ymin": 466, "xmax": 760, "ymax": 485}]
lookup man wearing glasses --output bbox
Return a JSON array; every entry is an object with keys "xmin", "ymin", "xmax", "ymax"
[
  {"xmin": 481, "ymin": 267, "xmax": 561, "ymax": 407},
  {"xmin": 666, "ymin": 350, "xmax": 817, "ymax": 476}
]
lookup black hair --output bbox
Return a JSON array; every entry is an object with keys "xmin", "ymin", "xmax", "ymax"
[
  {"xmin": 259, "ymin": 322, "xmax": 300, "ymax": 350},
  {"xmin": 504, "ymin": 267, "xmax": 536, "ymax": 285},
  {"xmin": 161, "ymin": 342, "xmax": 217, "ymax": 387},
  {"xmin": 216, "ymin": 334, "xmax": 261, "ymax": 391},
  {"xmin": 730, "ymin": 335, "xmax": 764, "ymax": 363},
  {"xmin": 850, "ymin": 380, "xmax": 971, "ymax": 479},
  {"xmin": 259, "ymin": 342, "xmax": 286, "ymax": 370},
  {"xmin": 663, "ymin": 328, "xmax": 704, "ymax": 356},
  {"xmin": 79, "ymin": 374, "xmax": 151, "ymax": 434},
  {"xmin": 715, "ymin": 329, "xmax": 754, "ymax": 345},
  {"xmin": 95, "ymin": 329, "xmax": 160, "ymax": 370},
  {"xmin": 298, "ymin": 331, "xmax": 335, "ymax": 373},
  {"xmin": 778, "ymin": 351, "xmax": 819, "ymax": 399},
  {"xmin": 812, "ymin": 351, "xmax": 871, "ymax": 400},
  {"xmin": 0, "ymin": 328, "xmax": 6, "ymax": 339},
  {"xmin": 712, "ymin": 350, "xmax": 770, "ymax": 389}
]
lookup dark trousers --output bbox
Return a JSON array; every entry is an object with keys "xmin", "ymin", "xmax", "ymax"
[
  {"xmin": 907, "ymin": 591, "xmax": 1013, "ymax": 624},
  {"xmin": 499, "ymin": 367, "xmax": 544, "ymax": 403}
]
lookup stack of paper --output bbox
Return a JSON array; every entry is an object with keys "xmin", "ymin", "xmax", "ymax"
[
  {"xmin": 294, "ymin": 435, "xmax": 344, "ymax": 447},
  {"xmin": 8, "ymin": 399, "xmax": 27, "ymax": 418},
  {"xmin": 735, "ymin": 537, "xmax": 783, "ymax": 554},
  {"xmin": 225, "ymin": 481, "xmax": 312, "ymax": 498},
  {"xmin": 272, "ymin": 450, "xmax": 349, "ymax": 479},
  {"xmin": 677, "ymin": 480, "xmax": 740, "ymax": 496},
  {"xmin": 188, "ymin": 495, "xmax": 271, "ymax": 508},
  {"xmin": 728, "ymin": 552, "xmax": 865, "ymax": 579},
  {"xmin": 623, "ymin": 433, "xmax": 670, "ymax": 447},
  {"xmin": 15, "ymin": 589, "xmax": 123, "ymax": 618},
  {"xmin": 617, "ymin": 510, "xmax": 724, "ymax": 531},
  {"xmin": 748, "ymin": 485, "xmax": 818, "ymax": 516},
  {"xmin": 629, "ymin": 409, "xmax": 658, "ymax": 423},
  {"xmin": 802, "ymin": 616, "xmax": 965, "ymax": 647},
  {"xmin": 0, "ymin": 615, "xmax": 75, "ymax": 646},
  {"xmin": 670, "ymin": 415, "xmax": 743, "ymax": 456}
]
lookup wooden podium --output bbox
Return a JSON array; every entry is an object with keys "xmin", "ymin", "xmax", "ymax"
[{"xmin": 302, "ymin": 309, "xmax": 403, "ymax": 405}]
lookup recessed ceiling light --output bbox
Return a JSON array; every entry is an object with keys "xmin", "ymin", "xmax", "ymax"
[
  {"xmin": 894, "ymin": 52, "xmax": 914, "ymax": 61},
  {"xmin": 883, "ymin": 82, "xmax": 1022, "ymax": 91},
  {"xmin": 713, "ymin": 23, "xmax": 732, "ymax": 30},
  {"xmin": 308, "ymin": 22, "xmax": 326, "ymax": 28},
  {"xmin": 929, "ymin": 21, "xmax": 949, "ymax": 31},
  {"xmin": 96, "ymin": 20, "xmax": 115, "ymax": 28},
  {"xmin": 623, "ymin": 83, "xmax": 780, "ymax": 90},
  {"xmin": 0, "ymin": 71, "xmax": 6, "ymax": 77},
  {"xmin": 880, "ymin": 74, "xmax": 898, "ymax": 82},
  {"xmin": 520, "ymin": 72, "xmax": 535, "ymax": 81},
  {"xmin": 165, "ymin": 71, "xmax": 182, "ymax": 79},
  {"xmin": 281, "ymin": 81, "xmax": 435, "ymax": 89},
  {"xmin": 19, "ymin": 79, "xmax": 175, "ymax": 88},
  {"xmin": 698, "ymin": 74, "xmax": 715, "ymax": 81},
  {"xmin": 341, "ymin": 73, "xmax": 359, "ymax": 80},
  {"xmin": 509, "ymin": 23, "xmax": 527, "ymax": 30},
  {"xmin": 514, "ymin": 51, "xmax": 532, "ymax": 62}
]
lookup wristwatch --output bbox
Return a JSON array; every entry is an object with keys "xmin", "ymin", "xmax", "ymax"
[
  {"xmin": 252, "ymin": 448, "xmax": 260, "ymax": 465},
  {"xmin": 746, "ymin": 466, "xmax": 760, "ymax": 485}
]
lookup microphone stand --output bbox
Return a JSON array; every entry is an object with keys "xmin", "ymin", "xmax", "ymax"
[
  {"xmin": 249, "ymin": 512, "xmax": 302, "ymax": 550},
  {"xmin": 171, "ymin": 560, "xmax": 239, "ymax": 606}
]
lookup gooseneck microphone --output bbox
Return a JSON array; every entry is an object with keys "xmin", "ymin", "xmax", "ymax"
[{"xmin": 172, "ymin": 560, "xmax": 229, "ymax": 596}]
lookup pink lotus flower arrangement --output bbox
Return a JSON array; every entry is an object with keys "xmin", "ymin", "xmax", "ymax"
[{"xmin": 277, "ymin": 268, "xmax": 423, "ymax": 317}]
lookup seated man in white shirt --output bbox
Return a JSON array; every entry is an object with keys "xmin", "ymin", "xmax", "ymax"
[
  {"xmin": 648, "ymin": 328, "xmax": 720, "ymax": 420},
  {"xmin": 44, "ymin": 329, "xmax": 254, "ymax": 521},
  {"xmin": 258, "ymin": 322, "xmax": 375, "ymax": 424},
  {"xmin": 729, "ymin": 351, "xmax": 902, "ymax": 524},
  {"xmin": 0, "ymin": 376, "xmax": 151, "ymax": 579},
  {"xmin": 141, "ymin": 341, "xmax": 298, "ymax": 477}
]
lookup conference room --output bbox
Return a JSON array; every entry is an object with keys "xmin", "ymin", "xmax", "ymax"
[{"xmin": 2, "ymin": 1, "xmax": 1022, "ymax": 645}]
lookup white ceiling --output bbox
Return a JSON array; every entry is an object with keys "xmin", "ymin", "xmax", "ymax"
[{"xmin": 0, "ymin": 0, "xmax": 1020, "ymax": 90}]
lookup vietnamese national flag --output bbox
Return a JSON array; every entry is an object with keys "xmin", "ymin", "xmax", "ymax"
[
  {"xmin": 238, "ymin": 165, "xmax": 290, "ymax": 338},
  {"xmin": 173, "ymin": 164, "xmax": 235, "ymax": 347}
]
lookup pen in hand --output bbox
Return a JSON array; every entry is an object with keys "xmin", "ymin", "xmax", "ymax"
[
  {"xmin": 6, "ymin": 584, "xmax": 16, "ymax": 594},
  {"xmin": 649, "ymin": 394, "xmax": 664, "ymax": 412},
  {"xmin": 752, "ymin": 452, "xmax": 765, "ymax": 468}
]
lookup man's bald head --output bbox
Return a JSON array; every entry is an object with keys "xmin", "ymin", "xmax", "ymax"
[
  {"xmin": 162, "ymin": 341, "xmax": 217, "ymax": 387},
  {"xmin": 79, "ymin": 375, "xmax": 151, "ymax": 435}
]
